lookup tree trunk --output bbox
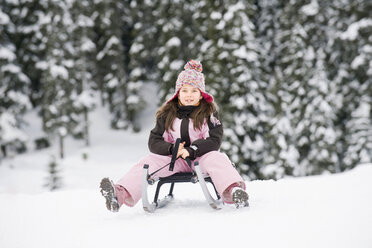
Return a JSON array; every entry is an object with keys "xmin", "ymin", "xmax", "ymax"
[
  {"xmin": 1, "ymin": 145, "xmax": 7, "ymax": 158},
  {"xmin": 59, "ymin": 134, "xmax": 64, "ymax": 159},
  {"xmin": 84, "ymin": 107, "xmax": 90, "ymax": 146}
]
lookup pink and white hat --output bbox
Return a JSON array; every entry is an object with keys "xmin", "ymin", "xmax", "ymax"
[{"xmin": 167, "ymin": 60, "xmax": 214, "ymax": 103}]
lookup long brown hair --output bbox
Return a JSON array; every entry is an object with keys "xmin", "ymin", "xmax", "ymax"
[{"xmin": 156, "ymin": 98, "xmax": 216, "ymax": 131}]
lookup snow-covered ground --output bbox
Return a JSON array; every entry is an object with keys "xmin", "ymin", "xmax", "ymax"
[{"xmin": 0, "ymin": 93, "xmax": 372, "ymax": 248}]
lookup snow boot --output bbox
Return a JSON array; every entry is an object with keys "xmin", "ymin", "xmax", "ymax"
[
  {"xmin": 232, "ymin": 187, "xmax": 249, "ymax": 208},
  {"xmin": 100, "ymin": 178, "xmax": 120, "ymax": 212}
]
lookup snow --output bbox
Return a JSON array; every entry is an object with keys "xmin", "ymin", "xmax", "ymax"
[
  {"xmin": 130, "ymin": 67, "xmax": 142, "ymax": 78},
  {"xmin": 0, "ymin": 47, "xmax": 16, "ymax": 61},
  {"xmin": 35, "ymin": 61, "xmax": 48, "ymax": 70},
  {"xmin": 352, "ymin": 101, "xmax": 370, "ymax": 118},
  {"xmin": 7, "ymin": 91, "xmax": 32, "ymax": 109},
  {"xmin": 107, "ymin": 77, "xmax": 119, "ymax": 88},
  {"xmin": 77, "ymin": 15, "xmax": 94, "ymax": 28},
  {"xmin": 0, "ymin": 112, "xmax": 28, "ymax": 143},
  {"xmin": 216, "ymin": 20, "xmax": 226, "ymax": 30},
  {"xmin": 340, "ymin": 18, "xmax": 372, "ymax": 40},
  {"xmin": 96, "ymin": 36, "xmax": 120, "ymax": 60},
  {"xmin": 169, "ymin": 60, "xmax": 184, "ymax": 70},
  {"xmin": 50, "ymin": 64, "xmax": 69, "ymax": 79},
  {"xmin": 232, "ymin": 46, "xmax": 258, "ymax": 62},
  {"xmin": 129, "ymin": 43, "xmax": 144, "ymax": 54},
  {"xmin": 1, "ymin": 64, "xmax": 21, "ymax": 74},
  {"xmin": 224, "ymin": 2, "xmax": 244, "ymax": 21},
  {"xmin": 81, "ymin": 38, "xmax": 96, "ymax": 52},
  {"xmin": 165, "ymin": 37, "xmax": 181, "ymax": 47},
  {"xmin": 127, "ymin": 95, "xmax": 140, "ymax": 104},
  {"xmin": 200, "ymin": 40, "xmax": 213, "ymax": 53},
  {"xmin": 351, "ymin": 54, "xmax": 365, "ymax": 69},
  {"xmin": 0, "ymin": 104, "xmax": 372, "ymax": 248},
  {"xmin": 0, "ymin": 9, "xmax": 10, "ymax": 25},
  {"xmin": 58, "ymin": 126, "xmax": 67, "ymax": 137},
  {"xmin": 76, "ymin": 90, "xmax": 96, "ymax": 108},
  {"xmin": 106, "ymin": 36, "xmax": 120, "ymax": 48},
  {"xmin": 210, "ymin": 11, "xmax": 222, "ymax": 20},
  {"xmin": 301, "ymin": 0, "xmax": 319, "ymax": 16},
  {"xmin": 232, "ymin": 96, "xmax": 245, "ymax": 110}
]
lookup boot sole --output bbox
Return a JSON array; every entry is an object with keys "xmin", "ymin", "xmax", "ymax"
[
  {"xmin": 100, "ymin": 178, "xmax": 120, "ymax": 212},
  {"xmin": 232, "ymin": 189, "xmax": 249, "ymax": 208}
]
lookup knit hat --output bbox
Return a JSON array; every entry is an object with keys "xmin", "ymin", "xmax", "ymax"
[{"xmin": 166, "ymin": 60, "xmax": 214, "ymax": 103}]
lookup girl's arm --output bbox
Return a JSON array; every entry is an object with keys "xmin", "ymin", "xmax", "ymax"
[
  {"xmin": 148, "ymin": 116, "xmax": 173, "ymax": 155},
  {"xmin": 186, "ymin": 112, "xmax": 223, "ymax": 159}
]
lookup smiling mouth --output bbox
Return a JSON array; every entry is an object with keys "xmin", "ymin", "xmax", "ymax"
[{"xmin": 183, "ymin": 99, "xmax": 195, "ymax": 105}]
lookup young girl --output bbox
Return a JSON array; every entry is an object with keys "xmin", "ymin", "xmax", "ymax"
[{"xmin": 100, "ymin": 60, "xmax": 249, "ymax": 211}]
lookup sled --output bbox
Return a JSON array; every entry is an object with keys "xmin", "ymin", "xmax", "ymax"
[
  {"xmin": 142, "ymin": 161, "xmax": 221, "ymax": 212},
  {"xmin": 142, "ymin": 138, "xmax": 222, "ymax": 212}
]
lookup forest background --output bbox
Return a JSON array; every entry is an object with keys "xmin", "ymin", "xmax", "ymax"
[{"xmin": 0, "ymin": 0, "xmax": 371, "ymax": 180}]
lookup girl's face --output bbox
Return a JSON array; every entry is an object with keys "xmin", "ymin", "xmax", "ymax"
[{"xmin": 178, "ymin": 84, "xmax": 202, "ymax": 106}]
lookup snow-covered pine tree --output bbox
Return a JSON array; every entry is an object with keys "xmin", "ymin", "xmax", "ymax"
[
  {"xmin": 254, "ymin": 0, "xmax": 283, "ymax": 179},
  {"xmin": 344, "ymin": 96, "xmax": 372, "ymax": 167},
  {"xmin": 260, "ymin": 0, "xmax": 341, "ymax": 178},
  {"xmin": 288, "ymin": 0, "xmax": 340, "ymax": 176},
  {"xmin": 38, "ymin": 0, "xmax": 82, "ymax": 158},
  {"xmin": 68, "ymin": 0, "xmax": 96, "ymax": 146},
  {"xmin": 124, "ymin": 0, "xmax": 158, "ymax": 82},
  {"xmin": 0, "ymin": 4, "xmax": 31, "ymax": 158},
  {"xmin": 192, "ymin": 0, "xmax": 267, "ymax": 179},
  {"xmin": 152, "ymin": 0, "xmax": 200, "ymax": 102},
  {"xmin": 44, "ymin": 155, "xmax": 62, "ymax": 191},
  {"xmin": 92, "ymin": 0, "xmax": 144, "ymax": 131},
  {"xmin": 1, "ymin": 0, "xmax": 47, "ymax": 107},
  {"xmin": 121, "ymin": 0, "xmax": 153, "ymax": 130},
  {"xmin": 263, "ymin": 0, "xmax": 306, "ymax": 177},
  {"xmin": 326, "ymin": 0, "xmax": 372, "ymax": 170}
]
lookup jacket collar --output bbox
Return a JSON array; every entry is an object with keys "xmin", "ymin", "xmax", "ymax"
[{"xmin": 177, "ymin": 103, "xmax": 198, "ymax": 118}]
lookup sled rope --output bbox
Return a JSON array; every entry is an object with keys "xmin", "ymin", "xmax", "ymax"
[{"xmin": 149, "ymin": 138, "xmax": 182, "ymax": 177}]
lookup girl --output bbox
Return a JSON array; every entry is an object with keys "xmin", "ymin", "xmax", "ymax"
[{"xmin": 100, "ymin": 60, "xmax": 249, "ymax": 211}]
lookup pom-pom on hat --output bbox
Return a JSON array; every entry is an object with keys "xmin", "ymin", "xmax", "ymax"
[{"xmin": 167, "ymin": 60, "xmax": 214, "ymax": 103}]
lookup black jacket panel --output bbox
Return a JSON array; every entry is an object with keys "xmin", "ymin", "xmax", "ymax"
[
  {"xmin": 148, "ymin": 111, "xmax": 223, "ymax": 159},
  {"xmin": 148, "ymin": 116, "xmax": 173, "ymax": 155}
]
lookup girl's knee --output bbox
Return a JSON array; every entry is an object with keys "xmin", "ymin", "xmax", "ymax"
[
  {"xmin": 139, "ymin": 154, "xmax": 168, "ymax": 164},
  {"xmin": 202, "ymin": 151, "xmax": 230, "ymax": 162},
  {"xmin": 136, "ymin": 154, "xmax": 172, "ymax": 173}
]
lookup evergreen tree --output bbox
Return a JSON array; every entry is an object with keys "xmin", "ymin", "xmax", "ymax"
[
  {"xmin": 38, "ymin": 0, "xmax": 81, "ymax": 158},
  {"xmin": 92, "ymin": 0, "xmax": 144, "ymax": 131},
  {"xmin": 192, "ymin": 0, "xmax": 267, "ymax": 179},
  {"xmin": 124, "ymin": 0, "xmax": 158, "ymax": 89},
  {"xmin": 254, "ymin": 0, "xmax": 283, "ymax": 179},
  {"xmin": 44, "ymin": 155, "xmax": 62, "ymax": 191},
  {"xmin": 327, "ymin": 0, "xmax": 372, "ymax": 170},
  {"xmin": 2, "ymin": 0, "xmax": 48, "ymax": 106},
  {"xmin": 69, "ymin": 0, "xmax": 97, "ymax": 146},
  {"xmin": 151, "ymin": 0, "xmax": 200, "ymax": 102},
  {"xmin": 1, "ymin": 0, "xmax": 370, "ymax": 176},
  {"xmin": 0, "ymin": 4, "xmax": 31, "ymax": 158},
  {"xmin": 257, "ymin": 0, "xmax": 342, "ymax": 178}
]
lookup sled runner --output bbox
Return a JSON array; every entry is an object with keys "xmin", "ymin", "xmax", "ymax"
[
  {"xmin": 151, "ymin": 171, "xmax": 220, "ymax": 206},
  {"xmin": 141, "ymin": 139, "xmax": 222, "ymax": 212},
  {"xmin": 142, "ymin": 162, "xmax": 221, "ymax": 212}
]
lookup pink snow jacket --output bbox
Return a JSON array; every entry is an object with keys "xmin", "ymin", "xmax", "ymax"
[{"xmin": 148, "ymin": 105, "xmax": 223, "ymax": 160}]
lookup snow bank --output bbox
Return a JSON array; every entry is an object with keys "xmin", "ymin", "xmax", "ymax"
[{"xmin": 0, "ymin": 164, "xmax": 371, "ymax": 248}]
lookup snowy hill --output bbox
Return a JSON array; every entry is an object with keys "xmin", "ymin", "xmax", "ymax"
[{"xmin": 0, "ymin": 102, "xmax": 372, "ymax": 248}]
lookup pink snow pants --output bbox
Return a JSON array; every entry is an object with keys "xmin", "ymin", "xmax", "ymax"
[{"xmin": 115, "ymin": 151, "xmax": 246, "ymax": 207}]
